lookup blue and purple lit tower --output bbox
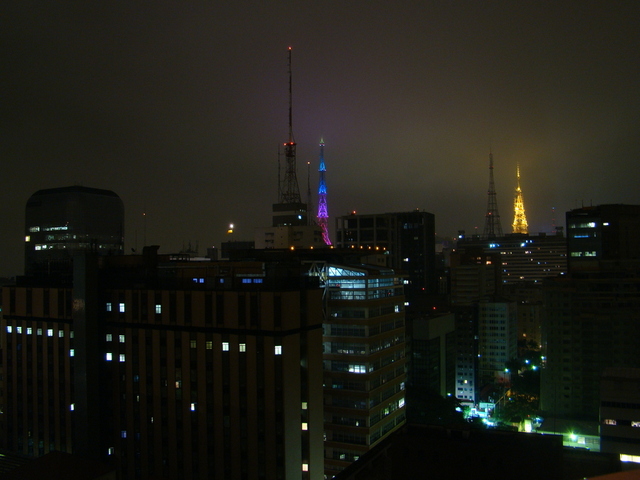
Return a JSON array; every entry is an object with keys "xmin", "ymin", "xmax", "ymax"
[{"xmin": 316, "ymin": 139, "xmax": 331, "ymax": 245}]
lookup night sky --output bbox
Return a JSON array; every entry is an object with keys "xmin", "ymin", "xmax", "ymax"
[{"xmin": 2, "ymin": 1, "xmax": 639, "ymax": 277}]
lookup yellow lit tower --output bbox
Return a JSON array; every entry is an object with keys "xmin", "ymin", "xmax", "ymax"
[{"xmin": 512, "ymin": 164, "xmax": 528, "ymax": 234}]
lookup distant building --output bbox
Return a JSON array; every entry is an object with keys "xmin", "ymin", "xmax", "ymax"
[
  {"xmin": 24, "ymin": 186, "xmax": 124, "ymax": 276},
  {"xmin": 456, "ymin": 230, "xmax": 567, "ymax": 285},
  {"xmin": 334, "ymin": 210, "xmax": 436, "ymax": 297},
  {"xmin": 478, "ymin": 298, "xmax": 518, "ymax": 385},
  {"xmin": 410, "ymin": 312, "xmax": 456, "ymax": 398}
]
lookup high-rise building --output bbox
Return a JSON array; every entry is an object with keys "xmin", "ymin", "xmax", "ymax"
[
  {"xmin": 313, "ymin": 262, "xmax": 406, "ymax": 478},
  {"xmin": 477, "ymin": 298, "xmax": 518, "ymax": 385},
  {"xmin": 540, "ymin": 204, "xmax": 640, "ymax": 420},
  {"xmin": 24, "ymin": 186, "xmax": 124, "ymax": 276},
  {"xmin": 334, "ymin": 210, "xmax": 436, "ymax": 297},
  {"xmin": 456, "ymin": 230, "xmax": 567, "ymax": 285},
  {"xmin": 566, "ymin": 204, "xmax": 640, "ymax": 272},
  {"xmin": 1, "ymin": 252, "xmax": 325, "ymax": 479}
]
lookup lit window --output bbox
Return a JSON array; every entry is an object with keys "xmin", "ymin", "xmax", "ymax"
[
  {"xmin": 6, "ymin": 326, "xmax": 12, "ymax": 333},
  {"xmin": 119, "ymin": 354, "xmax": 125, "ymax": 362},
  {"xmin": 349, "ymin": 364, "xmax": 366, "ymax": 374},
  {"xmin": 190, "ymin": 403, "xmax": 196, "ymax": 411},
  {"xmin": 25, "ymin": 235, "xmax": 31, "ymax": 242},
  {"xmin": 302, "ymin": 464, "xmax": 308, "ymax": 472},
  {"xmin": 239, "ymin": 343, "xmax": 246, "ymax": 352},
  {"xmin": 70, "ymin": 331, "xmax": 74, "ymax": 338},
  {"xmin": 17, "ymin": 326, "xmax": 22, "ymax": 334},
  {"xmin": 621, "ymin": 454, "xmax": 640, "ymax": 464},
  {"xmin": 119, "ymin": 303, "xmax": 125, "ymax": 313},
  {"xmin": 70, "ymin": 403, "xmax": 75, "ymax": 411},
  {"xmin": 632, "ymin": 421, "xmax": 640, "ymax": 428},
  {"xmin": 604, "ymin": 419, "xmax": 617, "ymax": 425},
  {"xmin": 108, "ymin": 447, "xmax": 114, "ymax": 456},
  {"xmin": 242, "ymin": 278, "xmax": 252, "ymax": 284},
  {"xmin": 121, "ymin": 430, "xmax": 127, "ymax": 438},
  {"xmin": 27, "ymin": 328, "xmax": 32, "ymax": 335},
  {"xmin": 190, "ymin": 340, "xmax": 196, "ymax": 348},
  {"xmin": 275, "ymin": 345, "xmax": 282, "ymax": 355},
  {"xmin": 37, "ymin": 328, "xmax": 42, "ymax": 336},
  {"xmin": 399, "ymin": 397, "xmax": 405, "ymax": 408},
  {"xmin": 106, "ymin": 353, "xmax": 113, "ymax": 361},
  {"xmin": 175, "ymin": 381, "xmax": 181, "ymax": 388},
  {"xmin": 69, "ymin": 349, "xmax": 74, "ymax": 357},
  {"xmin": 47, "ymin": 329, "xmax": 53, "ymax": 337},
  {"xmin": 106, "ymin": 333, "xmax": 112, "ymax": 342},
  {"xmin": 155, "ymin": 304, "xmax": 162, "ymax": 314},
  {"xmin": 119, "ymin": 334, "xmax": 125, "ymax": 343},
  {"xmin": 253, "ymin": 278, "xmax": 263, "ymax": 284},
  {"xmin": 222, "ymin": 342, "xmax": 229, "ymax": 351},
  {"xmin": 106, "ymin": 302, "xmax": 112, "ymax": 312},
  {"xmin": 206, "ymin": 341, "xmax": 213, "ymax": 350},
  {"xmin": 302, "ymin": 423, "xmax": 308, "ymax": 430},
  {"xmin": 301, "ymin": 402, "xmax": 308, "ymax": 410}
]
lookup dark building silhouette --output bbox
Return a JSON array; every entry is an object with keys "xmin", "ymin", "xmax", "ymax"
[
  {"xmin": 24, "ymin": 186, "xmax": 124, "ymax": 276},
  {"xmin": 335, "ymin": 210, "xmax": 437, "ymax": 297},
  {"xmin": 541, "ymin": 205, "xmax": 640, "ymax": 421},
  {"xmin": 1, "ymin": 251, "xmax": 325, "ymax": 479}
]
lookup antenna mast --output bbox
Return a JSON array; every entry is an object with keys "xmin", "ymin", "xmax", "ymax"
[
  {"xmin": 317, "ymin": 139, "xmax": 332, "ymax": 245},
  {"xmin": 279, "ymin": 47, "xmax": 302, "ymax": 204},
  {"xmin": 512, "ymin": 164, "xmax": 529, "ymax": 234},
  {"xmin": 483, "ymin": 149, "xmax": 503, "ymax": 239}
]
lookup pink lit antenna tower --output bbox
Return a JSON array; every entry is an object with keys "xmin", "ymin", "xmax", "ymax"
[{"xmin": 317, "ymin": 139, "xmax": 331, "ymax": 245}]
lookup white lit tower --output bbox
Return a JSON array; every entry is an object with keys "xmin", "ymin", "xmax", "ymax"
[
  {"xmin": 512, "ymin": 164, "xmax": 528, "ymax": 234},
  {"xmin": 483, "ymin": 150, "xmax": 503, "ymax": 239},
  {"xmin": 316, "ymin": 139, "xmax": 331, "ymax": 245},
  {"xmin": 272, "ymin": 47, "xmax": 308, "ymax": 228}
]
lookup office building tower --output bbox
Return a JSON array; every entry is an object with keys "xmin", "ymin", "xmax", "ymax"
[
  {"xmin": 456, "ymin": 230, "xmax": 567, "ymax": 285},
  {"xmin": 1, "ymin": 252, "xmax": 325, "ymax": 479},
  {"xmin": 315, "ymin": 262, "xmax": 406, "ymax": 478},
  {"xmin": 540, "ymin": 204, "xmax": 640, "ymax": 420},
  {"xmin": 477, "ymin": 298, "xmax": 518, "ymax": 385},
  {"xmin": 335, "ymin": 210, "xmax": 436, "ymax": 297},
  {"xmin": 566, "ymin": 204, "xmax": 640, "ymax": 272},
  {"xmin": 409, "ymin": 312, "xmax": 456, "ymax": 398},
  {"xmin": 24, "ymin": 186, "xmax": 124, "ymax": 276}
]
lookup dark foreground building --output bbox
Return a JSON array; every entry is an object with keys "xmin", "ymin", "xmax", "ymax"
[{"xmin": 1, "ymin": 249, "xmax": 325, "ymax": 479}]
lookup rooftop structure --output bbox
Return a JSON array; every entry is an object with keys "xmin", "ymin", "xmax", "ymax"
[{"xmin": 24, "ymin": 186, "xmax": 124, "ymax": 276}]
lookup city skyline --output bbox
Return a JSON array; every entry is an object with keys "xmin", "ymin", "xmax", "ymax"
[{"xmin": 2, "ymin": 1, "xmax": 639, "ymax": 277}]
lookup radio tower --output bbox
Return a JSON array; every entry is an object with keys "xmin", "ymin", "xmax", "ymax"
[
  {"xmin": 483, "ymin": 149, "xmax": 503, "ymax": 239},
  {"xmin": 279, "ymin": 47, "xmax": 302, "ymax": 204},
  {"xmin": 317, "ymin": 139, "xmax": 331, "ymax": 245},
  {"xmin": 512, "ymin": 164, "xmax": 529, "ymax": 234}
]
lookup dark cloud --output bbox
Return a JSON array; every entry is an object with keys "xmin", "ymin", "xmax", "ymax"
[{"xmin": 1, "ymin": 1, "xmax": 639, "ymax": 276}]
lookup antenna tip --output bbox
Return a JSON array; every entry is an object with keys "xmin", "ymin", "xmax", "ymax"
[{"xmin": 288, "ymin": 46, "xmax": 292, "ymax": 50}]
